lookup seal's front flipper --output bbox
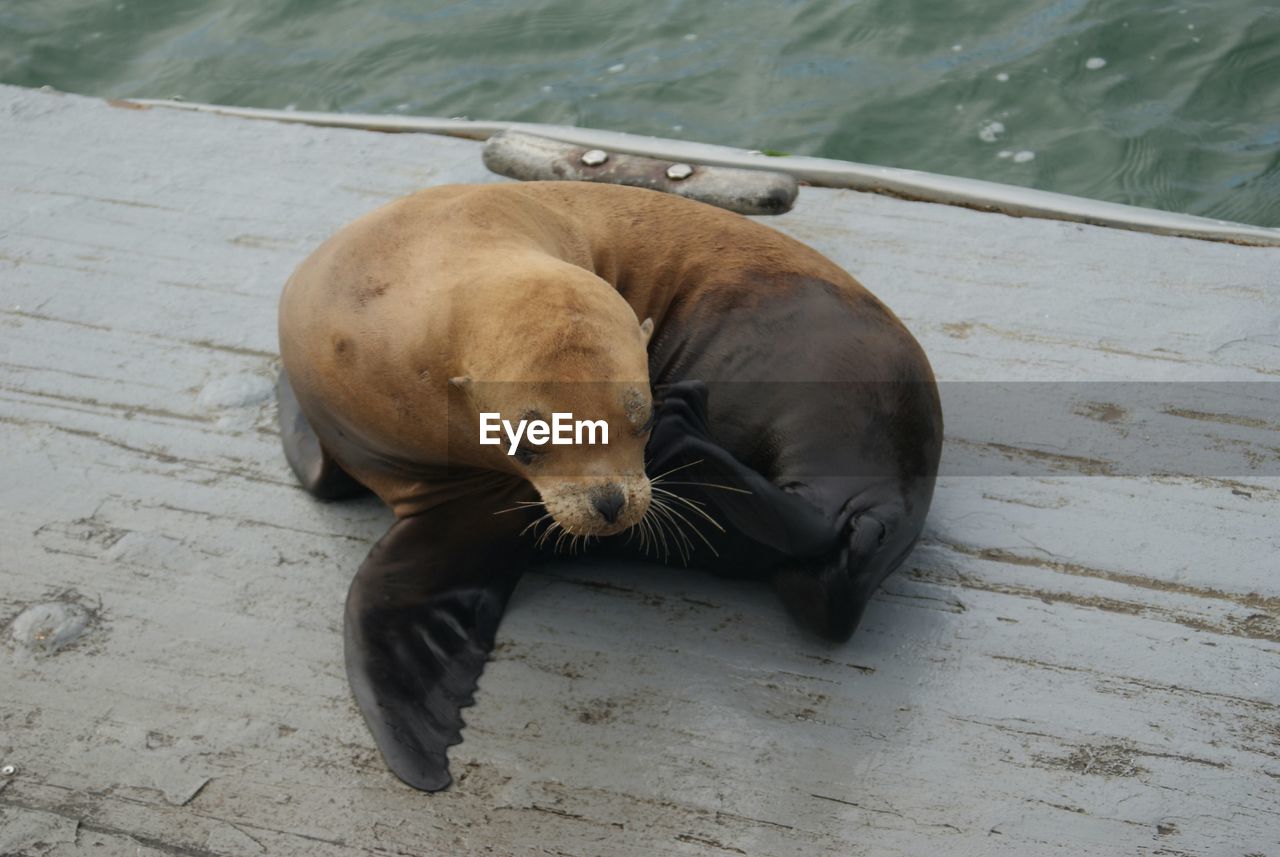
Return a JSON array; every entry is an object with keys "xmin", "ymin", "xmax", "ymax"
[
  {"xmin": 344, "ymin": 502, "xmax": 532, "ymax": 791},
  {"xmin": 648, "ymin": 380, "xmax": 833, "ymax": 558},
  {"xmin": 276, "ymin": 370, "xmax": 367, "ymax": 500}
]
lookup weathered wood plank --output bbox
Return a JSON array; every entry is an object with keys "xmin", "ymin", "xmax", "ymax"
[{"xmin": 1, "ymin": 84, "xmax": 1277, "ymax": 856}]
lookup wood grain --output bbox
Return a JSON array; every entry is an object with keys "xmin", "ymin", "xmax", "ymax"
[{"xmin": 1, "ymin": 84, "xmax": 1276, "ymax": 857}]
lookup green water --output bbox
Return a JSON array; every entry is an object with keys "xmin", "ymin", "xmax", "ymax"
[{"xmin": 3, "ymin": 0, "xmax": 1278, "ymax": 226}]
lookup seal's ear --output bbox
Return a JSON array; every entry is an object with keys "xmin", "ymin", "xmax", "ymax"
[
  {"xmin": 639, "ymin": 317, "xmax": 654, "ymax": 347},
  {"xmin": 449, "ymin": 375, "xmax": 476, "ymax": 408}
]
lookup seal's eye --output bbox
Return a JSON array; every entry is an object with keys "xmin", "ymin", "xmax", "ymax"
[{"xmin": 514, "ymin": 446, "xmax": 541, "ymax": 466}]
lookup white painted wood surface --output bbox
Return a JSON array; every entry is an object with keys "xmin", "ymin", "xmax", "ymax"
[{"xmin": 1, "ymin": 84, "xmax": 1277, "ymax": 857}]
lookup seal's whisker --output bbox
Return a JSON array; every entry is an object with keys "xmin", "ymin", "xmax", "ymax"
[
  {"xmin": 528, "ymin": 517, "xmax": 548, "ymax": 542},
  {"xmin": 658, "ymin": 512, "xmax": 690, "ymax": 565},
  {"xmin": 537, "ymin": 520, "xmax": 563, "ymax": 550},
  {"xmin": 647, "ymin": 458, "xmax": 706, "ymax": 483},
  {"xmin": 554, "ymin": 527, "xmax": 572, "ymax": 554},
  {"xmin": 639, "ymin": 515, "xmax": 657, "ymax": 559},
  {"xmin": 653, "ymin": 479, "xmax": 752, "ymax": 495},
  {"xmin": 648, "ymin": 504, "xmax": 674, "ymax": 563},
  {"xmin": 652, "ymin": 486, "xmax": 727, "ymax": 533},
  {"xmin": 493, "ymin": 499, "xmax": 546, "ymax": 516},
  {"xmin": 657, "ymin": 499, "xmax": 720, "ymax": 557},
  {"xmin": 520, "ymin": 512, "xmax": 554, "ymax": 537},
  {"xmin": 667, "ymin": 506, "xmax": 697, "ymax": 563},
  {"xmin": 652, "ymin": 490, "xmax": 710, "ymax": 507},
  {"xmin": 648, "ymin": 498, "xmax": 692, "ymax": 564},
  {"xmin": 655, "ymin": 498, "xmax": 698, "ymax": 564},
  {"xmin": 650, "ymin": 496, "xmax": 701, "ymax": 562},
  {"xmin": 652, "ymin": 486, "xmax": 725, "ymax": 531}
]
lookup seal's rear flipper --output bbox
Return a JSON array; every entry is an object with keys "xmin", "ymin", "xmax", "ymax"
[
  {"xmin": 771, "ymin": 512, "xmax": 889, "ymax": 642},
  {"xmin": 276, "ymin": 370, "xmax": 368, "ymax": 500},
  {"xmin": 649, "ymin": 381, "xmax": 923, "ymax": 640},
  {"xmin": 344, "ymin": 505, "xmax": 531, "ymax": 791}
]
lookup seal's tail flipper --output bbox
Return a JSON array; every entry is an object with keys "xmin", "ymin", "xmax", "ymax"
[
  {"xmin": 276, "ymin": 369, "xmax": 369, "ymax": 500},
  {"xmin": 344, "ymin": 504, "xmax": 532, "ymax": 791}
]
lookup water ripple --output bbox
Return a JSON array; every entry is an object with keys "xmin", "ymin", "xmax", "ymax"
[{"xmin": 0, "ymin": 0, "xmax": 1276, "ymax": 226}]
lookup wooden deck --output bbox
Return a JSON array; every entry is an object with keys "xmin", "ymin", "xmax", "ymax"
[{"xmin": 1, "ymin": 84, "xmax": 1277, "ymax": 856}]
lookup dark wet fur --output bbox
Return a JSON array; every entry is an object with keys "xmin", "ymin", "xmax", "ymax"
[{"xmin": 633, "ymin": 273, "xmax": 942, "ymax": 640}]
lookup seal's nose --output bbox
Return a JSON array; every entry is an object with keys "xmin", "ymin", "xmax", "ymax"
[{"xmin": 592, "ymin": 488, "xmax": 626, "ymax": 524}]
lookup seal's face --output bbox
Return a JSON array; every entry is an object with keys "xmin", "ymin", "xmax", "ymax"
[
  {"xmin": 453, "ymin": 308, "xmax": 657, "ymax": 541},
  {"xmin": 465, "ymin": 380, "xmax": 654, "ymax": 539},
  {"xmin": 516, "ymin": 382, "xmax": 654, "ymax": 539}
]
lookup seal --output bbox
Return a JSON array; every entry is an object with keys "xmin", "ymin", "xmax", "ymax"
[{"xmin": 277, "ymin": 181, "xmax": 943, "ymax": 790}]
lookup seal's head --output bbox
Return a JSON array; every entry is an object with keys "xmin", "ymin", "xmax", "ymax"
[{"xmin": 451, "ymin": 266, "xmax": 656, "ymax": 538}]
